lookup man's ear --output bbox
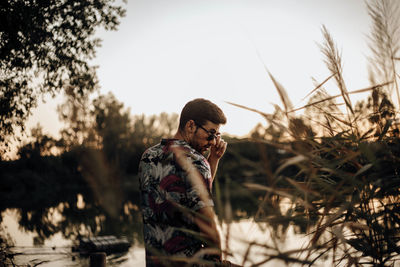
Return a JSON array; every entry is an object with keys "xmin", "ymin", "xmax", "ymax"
[{"xmin": 185, "ymin": 120, "xmax": 196, "ymax": 134}]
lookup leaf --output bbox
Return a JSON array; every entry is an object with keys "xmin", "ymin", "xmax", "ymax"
[
  {"xmin": 300, "ymin": 72, "xmax": 337, "ymax": 102},
  {"xmin": 378, "ymin": 119, "xmax": 393, "ymax": 141},
  {"xmin": 354, "ymin": 163, "xmax": 373, "ymax": 177},
  {"xmin": 225, "ymin": 101, "xmax": 274, "ymax": 121},
  {"xmin": 244, "ymin": 183, "xmax": 314, "ymax": 210},
  {"xmin": 288, "ymin": 81, "xmax": 392, "ymax": 113},
  {"xmin": 344, "ymin": 221, "xmax": 370, "ymax": 231},
  {"xmin": 275, "ymin": 155, "xmax": 307, "ymax": 175},
  {"xmin": 244, "ymin": 183, "xmax": 292, "ymax": 198},
  {"xmin": 226, "ymin": 101, "xmax": 288, "ymax": 132},
  {"xmin": 286, "ymin": 178, "xmax": 321, "ymax": 197},
  {"xmin": 346, "ymin": 238, "xmax": 372, "ymax": 255}
]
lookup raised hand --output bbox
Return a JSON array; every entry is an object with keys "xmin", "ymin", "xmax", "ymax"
[{"xmin": 209, "ymin": 136, "xmax": 227, "ymax": 161}]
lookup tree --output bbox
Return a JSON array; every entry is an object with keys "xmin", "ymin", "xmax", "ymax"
[
  {"xmin": 92, "ymin": 92, "xmax": 132, "ymax": 164},
  {"xmin": 58, "ymin": 84, "xmax": 97, "ymax": 151},
  {"xmin": 17, "ymin": 124, "xmax": 58, "ymax": 159},
  {"xmin": 0, "ymin": 0, "xmax": 126, "ymax": 152}
]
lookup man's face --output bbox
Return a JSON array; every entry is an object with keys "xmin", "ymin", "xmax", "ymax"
[{"xmin": 188, "ymin": 120, "xmax": 220, "ymax": 155}]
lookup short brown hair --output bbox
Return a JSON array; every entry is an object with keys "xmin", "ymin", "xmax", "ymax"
[{"xmin": 178, "ymin": 98, "xmax": 227, "ymax": 130}]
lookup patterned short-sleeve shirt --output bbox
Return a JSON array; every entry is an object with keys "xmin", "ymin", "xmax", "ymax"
[{"xmin": 138, "ymin": 139, "xmax": 215, "ymax": 266}]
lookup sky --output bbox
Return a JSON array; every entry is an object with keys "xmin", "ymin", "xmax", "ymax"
[{"xmin": 27, "ymin": 0, "xmax": 373, "ymax": 138}]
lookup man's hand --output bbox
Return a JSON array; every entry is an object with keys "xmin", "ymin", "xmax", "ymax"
[
  {"xmin": 209, "ymin": 136, "xmax": 227, "ymax": 161},
  {"xmin": 208, "ymin": 136, "xmax": 227, "ymax": 185}
]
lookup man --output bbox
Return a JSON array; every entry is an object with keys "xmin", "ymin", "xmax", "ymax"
[{"xmin": 138, "ymin": 98, "xmax": 228, "ymax": 266}]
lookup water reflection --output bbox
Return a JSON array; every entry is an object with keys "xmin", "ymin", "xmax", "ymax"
[
  {"xmin": 0, "ymin": 176, "xmax": 266, "ymax": 266},
  {"xmin": 3, "ymin": 208, "xmax": 312, "ymax": 267},
  {"xmin": 0, "ymin": 159, "xmax": 265, "ymax": 246},
  {"xmin": 0, "ymin": 173, "xmax": 262, "ymax": 266},
  {"xmin": 1, "ymin": 197, "xmax": 143, "ymax": 247},
  {"xmin": 2, "ymin": 205, "xmax": 145, "ymax": 266},
  {"xmin": 0, "ymin": 141, "xmax": 290, "ymax": 266}
]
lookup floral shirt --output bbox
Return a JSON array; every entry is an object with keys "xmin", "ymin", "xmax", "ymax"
[{"xmin": 138, "ymin": 139, "xmax": 215, "ymax": 266}]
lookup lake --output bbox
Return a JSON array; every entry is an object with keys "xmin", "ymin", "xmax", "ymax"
[{"xmin": 1, "ymin": 208, "xmax": 313, "ymax": 267}]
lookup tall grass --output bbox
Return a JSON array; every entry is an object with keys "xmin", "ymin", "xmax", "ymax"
[{"xmin": 227, "ymin": 0, "xmax": 400, "ymax": 266}]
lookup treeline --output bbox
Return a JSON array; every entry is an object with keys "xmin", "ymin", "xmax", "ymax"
[
  {"xmin": 0, "ymin": 91, "xmax": 292, "ymax": 245},
  {"xmin": 0, "ymin": 92, "xmax": 183, "ymax": 243}
]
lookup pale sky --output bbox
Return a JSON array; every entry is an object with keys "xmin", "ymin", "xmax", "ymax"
[{"xmin": 28, "ymin": 0, "xmax": 372, "ymax": 138}]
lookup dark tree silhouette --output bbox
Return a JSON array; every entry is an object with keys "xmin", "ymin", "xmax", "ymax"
[{"xmin": 0, "ymin": 0, "xmax": 126, "ymax": 153}]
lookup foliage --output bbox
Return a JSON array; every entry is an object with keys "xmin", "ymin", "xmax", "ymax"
[
  {"xmin": 57, "ymin": 83, "xmax": 97, "ymax": 150},
  {"xmin": 0, "ymin": 0, "xmax": 126, "ymax": 154},
  {"xmin": 226, "ymin": 1, "xmax": 400, "ymax": 266}
]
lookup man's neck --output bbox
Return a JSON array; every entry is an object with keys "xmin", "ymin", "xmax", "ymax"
[{"xmin": 173, "ymin": 130, "xmax": 185, "ymax": 141}]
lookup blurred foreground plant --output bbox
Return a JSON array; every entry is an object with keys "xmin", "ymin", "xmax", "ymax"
[{"xmin": 228, "ymin": 0, "xmax": 400, "ymax": 266}]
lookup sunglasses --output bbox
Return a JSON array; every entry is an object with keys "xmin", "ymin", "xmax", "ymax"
[{"xmin": 195, "ymin": 123, "xmax": 220, "ymax": 141}]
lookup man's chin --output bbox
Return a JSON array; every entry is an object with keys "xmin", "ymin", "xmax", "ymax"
[{"xmin": 191, "ymin": 143, "xmax": 209, "ymax": 155}]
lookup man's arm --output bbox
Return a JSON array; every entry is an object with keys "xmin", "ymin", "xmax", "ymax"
[
  {"xmin": 195, "ymin": 208, "xmax": 244, "ymax": 267},
  {"xmin": 195, "ymin": 206, "xmax": 222, "ymax": 258},
  {"xmin": 208, "ymin": 136, "xmax": 227, "ymax": 182}
]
